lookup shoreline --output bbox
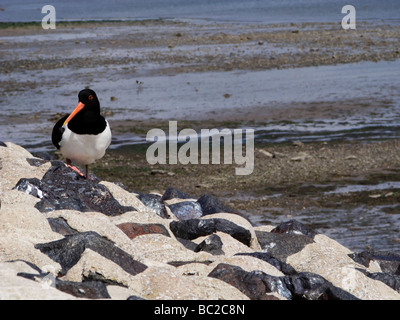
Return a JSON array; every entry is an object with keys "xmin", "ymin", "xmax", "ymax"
[{"xmin": 1, "ymin": 20, "xmax": 400, "ymax": 251}]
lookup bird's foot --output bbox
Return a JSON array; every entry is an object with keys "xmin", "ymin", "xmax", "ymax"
[{"xmin": 66, "ymin": 164, "xmax": 85, "ymax": 177}]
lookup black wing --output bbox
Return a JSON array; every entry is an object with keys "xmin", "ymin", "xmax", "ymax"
[{"xmin": 51, "ymin": 115, "xmax": 68, "ymax": 149}]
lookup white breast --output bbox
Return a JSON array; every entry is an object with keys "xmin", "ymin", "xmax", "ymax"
[{"xmin": 59, "ymin": 121, "xmax": 112, "ymax": 165}]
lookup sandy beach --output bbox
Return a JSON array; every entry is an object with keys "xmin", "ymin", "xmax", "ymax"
[{"xmin": 1, "ymin": 20, "xmax": 400, "ymax": 251}]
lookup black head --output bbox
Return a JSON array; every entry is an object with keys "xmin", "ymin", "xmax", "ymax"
[
  {"xmin": 62, "ymin": 88, "xmax": 106, "ymax": 135},
  {"xmin": 78, "ymin": 89, "xmax": 100, "ymax": 111}
]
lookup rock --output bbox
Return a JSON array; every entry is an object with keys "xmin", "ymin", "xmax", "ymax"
[
  {"xmin": 208, "ymin": 263, "xmax": 358, "ymax": 300},
  {"xmin": 235, "ymin": 252, "xmax": 297, "ymax": 275},
  {"xmin": 208, "ymin": 263, "xmax": 273, "ymax": 300},
  {"xmin": 0, "ymin": 261, "xmax": 78, "ymax": 300},
  {"xmin": 168, "ymin": 201, "xmax": 203, "ymax": 220},
  {"xmin": 47, "ymin": 217, "xmax": 78, "ymax": 236},
  {"xmin": 138, "ymin": 193, "xmax": 169, "ymax": 218},
  {"xmin": 55, "ymin": 279, "xmax": 111, "ymax": 299},
  {"xmin": 255, "ymin": 230, "xmax": 314, "ymax": 261},
  {"xmin": 129, "ymin": 265, "xmax": 249, "ymax": 300},
  {"xmin": 14, "ymin": 161, "xmax": 136, "ymax": 216},
  {"xmin": 366, "ymin": 273, "xmax": 400, "ymax": 293},
  {"xmin": 3, "ymin": 142, "xmax": 400, "ymax": 300},
  {"xmin": 0, "ymin": 141, "xmax": 7, "ymax": 147},
  {"xmin": 170, "ymin": 218, "xmax": 252, "ymax": 247},
  {"xmin": 349, "ymin": 251, "xmax": 400, "ymax": 274},
  {"xmin": 18, "ymin": 270, "xmax": 111, "ymax": 299},
  {"xmin": 271, "ymin": 219, "xmax": 316, "ymax": 239},
  {"xmin": 35, "ymin": 231, "xmax": 147, "ymax": 276},
  {"xmin": 210, "ymin": 255, "xmax": 284, "ymax": 278},
  {"xmin": 130, "ymin": 233, "xmax": 213, "ymax": 266},
  {"xmin": 26, "ymin": 158, "xmax": 48, "ymax": 167},
  {"xmin": 194, "ymin": 234, "xmax": 224, "ymax": 255},
  {"xmin": 31, "ymin": 151, "xmax": 53, "ymax": 161},
  {"xmin": 116, "ymin": 222, "xmax": 170, "ymax": 240},
  {"xmin": 161, "ymin": 187, "xmax": 192, "ymax": 201},
  {"xmin": 202, "ymin": 213, "xmax": 260, "ymax": 250},
  {"xmin": 286, "ymin": 234, "xmax": 400, "ymax": 300},
  {"xmin": 197, "ymin": 194, "xmax": 236, "ymax": 215},
  {"xmin": 14, "ymin": 178, "xmax": 45, "ymax": 199}
]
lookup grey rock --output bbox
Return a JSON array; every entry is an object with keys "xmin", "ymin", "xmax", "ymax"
[
  {"xmin": 194, "ymin": 234, "xmax": 224, "ymax": 255},
  {"xmin": 255, "ymin": 230, "xmax": 314, "ymax": 261},
  {"xmin": 208, "ymin": 263, "xmax": 359, "ymax": 300},
  {"xmin": 138, "ymin": 193, "xmax": 169, "ymax": 218},
  {"xmin": 170, "ymin": 218, "xmax": 252, "ymax": 246},
  {"xmin": 47, "ymin": 217, "xmax": 78, "ymax": 236},
  {"xmin": 271, "ymin": 219, "xmax": 316, "ymax": 239},
  {"xmin": 349, "ymin": 251, "xmax": 400, "ymax": 274},
  {"xmin": 168, "ymin": 201, "xmax": 203, "ymax": 220},
  {"xmin": 235, "ymin": 252, "xmax": 297, "ymax": 275},
  {"xmin": 161, "ymin": 187, "xmax": 191, "ymax": 201},
  {"xmin": 197, "ymin": 194, "xmax": 235, "ymax": 215},
  {"xmin": 14, "ymin": 161, "xmax": 135, "ymax": 216}
]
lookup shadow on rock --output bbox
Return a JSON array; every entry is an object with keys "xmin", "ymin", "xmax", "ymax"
[{"xmin": 14, "ymin": 161, "xmax": 136, "ymax": 216}]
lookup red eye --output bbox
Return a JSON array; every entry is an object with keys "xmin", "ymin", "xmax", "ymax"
[{"xmin": 88, "ymin": 95, "xmax": 93, "ymax": 100}]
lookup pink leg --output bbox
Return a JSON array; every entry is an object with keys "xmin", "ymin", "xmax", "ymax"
[{"xmin": 65, "ymin": 159, "xmax": 85, "ymax": 177}]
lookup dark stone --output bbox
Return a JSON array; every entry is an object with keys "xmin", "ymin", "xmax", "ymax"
[
  {"xmin": 138, "ymin": 193, "xmax": 169, "ymax": 218},
  {"xmin": 0, "ymin": 141, "xmax": 7, "ymax": 147},
  {"xmin": 31, "ymin": 151, "xmax": 53, "ymax": 161},
  {"xmin": 47, "ymin": 217, "xmax": 78, "ymax": 236},
  {"xmin": 281, "ymin": 272, "xmax": 358, "ymax": 300},
  {"xmin": 197, "ymin": 194, "xmax": 235, "ymax": 215},
  {"xmin": 16, "ymin": 261, "xmax": 111, "ymax": 299},
  {"xmin": 35, "ymin": 231, "xmax": 147, "ymax": 276},
  {"xmin": 117, "ymin": 222, "xmax": 170, "ymax": 240},
  {"xmin": 168, "ymin": 201, "xmax": 203, "ymax": 220},
  {"xmin": 170, "ymin": 218, "xmax": 252, "ymax": 246},
  {"xmin": 208, "ymin": 263, "xmax": 269, "ymax": 300},
  {"xmin": 175, "ymin": 237, "xmax": 198, "ymax": 251},
  {"xmin": 194, "ymin": 234, "xmax": 224, "ymax": 255},
  {"xmin": 271, "ymin": 219, "xmax": 316, "ymax": 239},
  {"xmin": 56, "ymin": 280, "xmax": 111, "ymax": 299},
  {"xmin": 13, "ymin": 178, "xmax": 45, "ymax": 199},
  {"xmin": 349, "ymin": 251, "xmax": 400, "ymax": 275},
  {"xmin": 19, "ymin": 272, "xmax": 110, "ymax": 299},
  {"xmin": 26, "ymin": 158, "xmax": 48, "ymax": 167},
  {"xmin": 235, "ymin": 252, "xmax": 297, "ymax": 275},
  {"xmin": 127, "ymin": 295, "xmax": 146, "ymax": 300},
  {"xmin": 255, "ymin": 230, "xmax": 314, "ymax": 262},
  {"xmin": 84, "ymin": 270, "xmax": 127, "ymax": 287},
  {"xmin": 161, "ymin": 187, "xmax": 191, "ymax": 201},
  {"xmin": 14, "ymin": 161, "xmax": 135, "ymax": 216},
  {"xmin": 168, "ymin": 260, "xmax": 214, "ymax": 267},
  {"xmin": 366, "ymin": 272, "xmax": 400, "ymax": 293},
  {"xmin": 208, "ymin": 263, "xmax": 359, "ymax": 300}
]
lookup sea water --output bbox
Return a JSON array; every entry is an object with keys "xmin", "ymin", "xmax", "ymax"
[{"xmin": 1, "ymin": 0, "xmax": 399, "ymax": 24}]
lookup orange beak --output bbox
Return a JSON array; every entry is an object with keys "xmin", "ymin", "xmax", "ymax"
[{"xmin": 63, "ymin": 102, "xmax": 85, "ymax": 126}]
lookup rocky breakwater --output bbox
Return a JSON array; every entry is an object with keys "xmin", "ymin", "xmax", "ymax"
[{"xmin": 1, "ymin": 141, "xmax": 400, "ymax": 300}]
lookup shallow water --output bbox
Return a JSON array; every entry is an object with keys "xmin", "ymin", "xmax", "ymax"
[
  {"xmin": 1, "ymin": 59, "xmax": 400, "ymax": 152},
  {"xmin": 2, "ymin": 0, "xmax": 400, "ymax": 24}
]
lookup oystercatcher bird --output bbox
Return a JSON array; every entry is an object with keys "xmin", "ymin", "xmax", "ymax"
[{"xmin": 52, "ymin": 89, "xmax": 112, "ymax": 179}]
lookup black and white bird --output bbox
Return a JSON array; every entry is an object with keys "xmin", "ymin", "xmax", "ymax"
[{"xmin": 52, "ymin": 89, "xmax": 112, "ymax": 179}]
